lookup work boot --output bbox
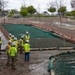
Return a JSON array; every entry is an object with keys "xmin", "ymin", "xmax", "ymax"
[
  {"xmin": 12, "ymin": 67, "xmax": 16, "ymax": 70},
  {"xmin": 6, "ymin": 63, "xmax": 10, "ymax": 66},
  {"xmin": 0, "ymin": 52, "xmax": 2, "ymax": 55},
  {"xmin": 12, "ymin": 65, "xmax": 16, "ymax": 70}
]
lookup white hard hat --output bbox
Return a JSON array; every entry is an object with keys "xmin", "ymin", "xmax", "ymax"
[
  {"xmin": 14, "ymin": 37, "xmax": 17, "ymax": 40},
  {"xmin": 11, "ymin": 35, "xmax": 14, "ymax": 38},
  {"xmin": 9, "ymin": 33, "xmax": 12, "ymax": 36},
  {"xmin": 26, "ymin": 40, "xmax": 29, "ymax": 43},
  {"xmin": 26, "ymin": 31, "xmax": 29, "ymax": 34},
  {"xmin": 12, "ymin": 42, "xmax": 16, "ymax": 46},
  {"xmin": 8, "ymin": 40, "xmax": 12, "ymax": 43},
  {"xmin": 21, "ymin": 36, "xmax": 24, "ymax": 38}
]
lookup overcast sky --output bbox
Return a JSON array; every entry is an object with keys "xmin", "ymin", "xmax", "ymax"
[{"xmin": 5, "ymin": 0, "xmax": 72, "ymax": 12}]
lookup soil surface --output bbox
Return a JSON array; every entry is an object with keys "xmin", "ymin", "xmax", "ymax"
[{"xmin": 0, "ymin": 50, "xmax": 75, "ymax": 75}]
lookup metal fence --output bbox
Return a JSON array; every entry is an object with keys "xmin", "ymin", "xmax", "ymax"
[{"xmin": 30, "ymin": 38, "xmax": 75, "ymax": 48}]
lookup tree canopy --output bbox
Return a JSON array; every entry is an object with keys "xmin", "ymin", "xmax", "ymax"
[
  {"xmin": 20, "ymin": 6, "xmax": 28, "ymax": 17},
  {"xmin": 58, "ymin": 6, "xmax": 66, "ymax": 12},
  {"xmin": 71, "ymin": 10, "xmax": 75, "ymax": 17},
  {"xmin": 65, "ymin": 12, "xmax": 72, "ymax": 17},
  {"xmin": 48, "ymin": 7, "xmax": 56, "ymax": 13},
  {"xmin": 8, "ymin": 10, "xmax": 15, "ymax": 17},
  {"xmin": 27, "ymin": 5, "xmax": 36, "ymax": 14}
]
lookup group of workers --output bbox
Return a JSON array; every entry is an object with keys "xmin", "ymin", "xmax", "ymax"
[{"xmin": 0, "ymin": 31, "xmax": 30, "ymax": 70}]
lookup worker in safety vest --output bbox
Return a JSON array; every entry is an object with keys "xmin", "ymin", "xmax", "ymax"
[
  {"xmin": 0, "ymin": 35, "xmax": 2, "ymax": 54},
  {"xmin": 8, "ymin": 33, "xmax": 12, "ymax": 41},
  {"xmin": 18, "ymin": 36, "xmax": 24, "ymax": 54},
  {"xmin": 13, "ymin": 37, "xmax": 18, "ymax": 49},
  {"xmin": 6, "ymin": 40, "xmax": 11, "ymax": 66},
  {"xmin": 11, "ymin": 35, "xmax": 15, "ymax": 42},
  {"xmin": 23, "ymin": 40, "xmax": 30, "ymax": 61},
  {"xmin": 24, "ymin": 31, "xmax": 30, "ymax": 43},
  {"xmin": 10, "ymin": 42, "xmax": 17, "ymax": 70}
]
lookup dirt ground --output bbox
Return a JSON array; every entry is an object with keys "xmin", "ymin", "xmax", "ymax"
[
  {"xmin": 0, "ymin": 50, "xmax": 75, "ymax": 75},
  {"xmin": 0, "ymin": 51, "xmax": 51, "ymax": 75}
]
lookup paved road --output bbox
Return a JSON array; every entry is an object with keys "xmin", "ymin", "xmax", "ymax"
[{"xmin": 0, "ymin": 30, "xmax": 8, "ymax": 50}]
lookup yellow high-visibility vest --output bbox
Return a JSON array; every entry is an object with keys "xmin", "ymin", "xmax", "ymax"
[
  {"xmin": 0, "ymin": 40, "xmax": 2, "ymax": 45},
  {"xmin": 10, "ymin": 47, "xmax": 17, "ymax": 56},
  {"xmin": 25, "ymin": 35, "xmax": 30, "ymax": 41},
  {"xmin": 23, "ymin": 43, "xmax": 30, "ymax": 52},
  {"xmin": 19, "ymin": 39, "xmax": 23, "ymax": 46},
  {"xmin": 9, "ymin": 37, "xmax": 13, "ymax": 41},
  {"xmin": 14, "ymin": 40, "xmax": 18, "ymax": 48}
]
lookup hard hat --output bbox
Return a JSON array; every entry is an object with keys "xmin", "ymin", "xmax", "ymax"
[
  {"xmin": 8, "ymin": 40, "xmax": 12, "ymax": 43},
  {"xmin": 12, "ymin": 42, "xmax": 16, "ymax": 46},
  {"xmin": 26, "ymin": 40, "xmax": 29, "ymax": 43},
  {"xmin": 11, "ymin": 35, "xmax": 14, "ymax": 38},
  {"xmin": 21, "ymin": 36, "xmax": 24, "ymax": 38},
  {"xmin": 26, "ymin": 31, "xmax": 29, "ymax": 34},
  {"xmin": 14, "ymin": 37, "xmax": 17, "ymax": 40},
  {"xmin": 9, "ymin": 33, "xmax": 12, "ymax": 36},
  {"xmin": 0, "ymin": 35, "xmax": 1, "ymax": 37}
]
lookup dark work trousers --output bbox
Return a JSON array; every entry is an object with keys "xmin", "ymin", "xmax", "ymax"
[
  {"xmin": 19, "ymin": 46, "xmax": 23, "ymax": 54},
  {"xmin": 0, "ymin": 45, "xmax": 1, "ymax": 54},
  {"xmin": 24, "ymin": 52, "xmax": 30, "ymax": 61},
  {"xmin": 11, "ymin": 56, "xmax": 16, "ymax": 69},
  {"xmin": 6, "ymin": 54, "xmax": 10, "ymax": 66}
]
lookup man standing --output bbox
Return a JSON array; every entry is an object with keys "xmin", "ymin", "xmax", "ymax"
[
  {"xmin": 10, "ymin": 42, "xmax": 17, "ymax": 70},
  {"xmin": 24, "ymin": 31, "xmax": 30, "ymax": 43},
  {"xmin": 23, "ymin": 40, "xmax": 30, "ymax": 61},
  {"xmin": 6, "ymin": 40, "xmax": 11, "ymax": 66},
  {"xmin": 18, "ymin": 36, "xmax": 24, "ymax": 54},
  {"xmin": 0, "ymin": 35, "xmax": 2, "ymax": 54}
]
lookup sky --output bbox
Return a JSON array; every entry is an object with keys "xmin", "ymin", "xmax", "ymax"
[{"xmin": 5, "ymin": 0, "xmax": 72, "ymax": 12}]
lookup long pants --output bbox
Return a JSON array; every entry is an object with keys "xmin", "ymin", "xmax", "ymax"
[
  {"xmin": 0, "ymin": 45, "xmax": 1, "ymax": 54},
  {"xmin": 24, "ymin": 52, "xmax": 30, "ymax": 61},
  {"xmin": 6, "ymin": 54, "xmax": 10, "ymax": 66},
  {"xmin": 11, "ymin": 56, "xmax": 16, "ymax": 69},
  {"xmin": 19, "ymin": 46, "xmax": 23, "ymax": 54}
]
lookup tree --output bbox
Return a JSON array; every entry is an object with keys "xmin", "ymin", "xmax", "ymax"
[
  {"xmin": 20, "ymin": 6, "xmax": 27, "ymax": 10},
  {"xmin": 8, "ymin": 13, "xmax": 13, "ymax": 17},
  {"xmin": 20, "ymin": 6, "xmax": 28, "ymax": 19},
  {"xmin": 71, "ymin": 10, "xmax": 75, "ymax": 18},
  {"xmin": 0, "ymin": 0, "xmax": 8, "ymax": 13},
  {"xmin": 8, "ymin": 10, "xmax": 15, "ymax": 17},
  {"xmin": 58, "ymin": 6, "xmax": 66, "ymax": 12},
  {"xmin": 47, "ymin": 0, "xmax": 66, "ymax": 25},
  {"xmin": 58, "ymin": 6, "xmax": 66, "ymax": 16},
  {"xmin": 8, "ymin": 9, "xmax": 19, "ymax": 18},
  {"xmin": 65, "ymin": 12, "xmax": 72, "ymax": 17},
  {"xmin": 20, "ymin": 9, "xmax": 28, "ymax": 17},
  {"xmin": 48, "ymin": 0, "xmax": 65, "ymax": 11},
  {"xmin": 27, "ymin": 5, "xmax": 36, "ymax": 15},
  {"xmin": 48, "ymin": 7, "xmax": 56, "ymax": 15},
  {"xmin": 0, "ymin": 0, "xmax": 8, "ymax": 23}
]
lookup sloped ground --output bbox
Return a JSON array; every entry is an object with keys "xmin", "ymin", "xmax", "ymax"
[{"xmin": 0, "ymin": 30, "xmax": 8, "ymax": 50}]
